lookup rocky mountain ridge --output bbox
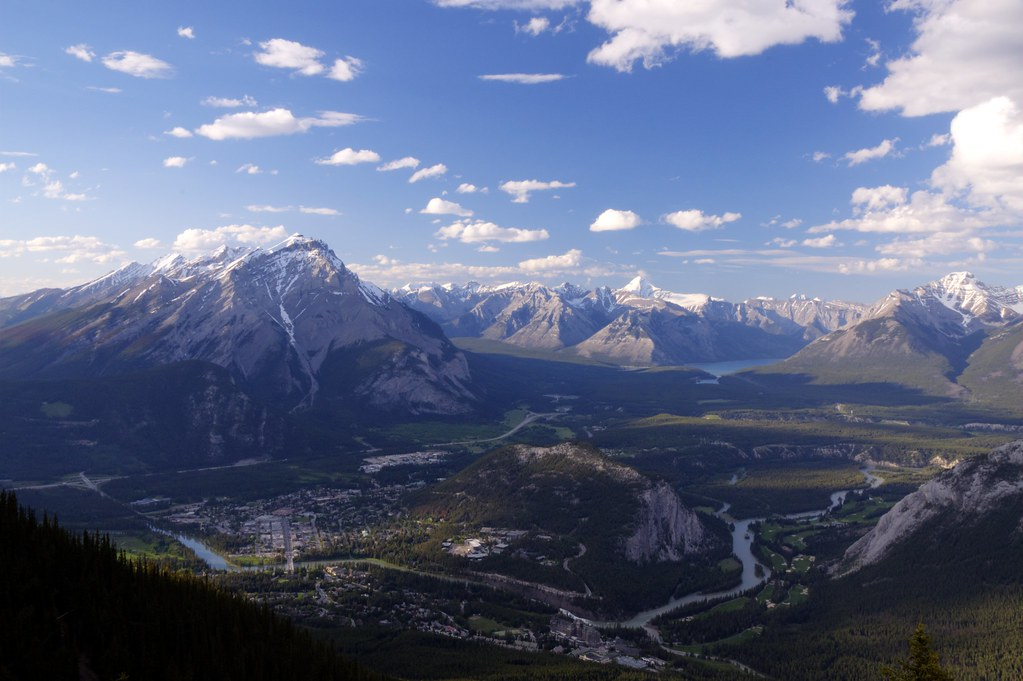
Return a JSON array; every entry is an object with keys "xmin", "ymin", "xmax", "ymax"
[
  {"xmin": 395, "ymin": 276, "xmax": 868, "ymax": 365},
  {"xmin": 842, "ymin": 440, "xmax": 1023, "ymax": 572},
  {"xmin": 0, "ymin": 235, "xmax": 476, "ymax": 416}
]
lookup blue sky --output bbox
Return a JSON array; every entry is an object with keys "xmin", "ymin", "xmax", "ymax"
[{"xmin": 2, "ymin": 0, "xmax": 1022, "ymax": 302}]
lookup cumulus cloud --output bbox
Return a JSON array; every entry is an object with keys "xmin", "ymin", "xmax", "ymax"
[
  {"xmin": 65, "ymin": 44, "xmax": 95, "ymax": 62},
  {"xmin": 0, "ymin": 162, "xmax": 14, "ymax": 173},
  {"xmin": 203, "ymin": 95, "xmax": 257, "ymax": 108},
  {"xmin": 812, "ymin": 151, "xmax": 831, "ymax": 163},
  {"xmin": 589, "ymin": 208, "xmax": 642, "ymax": 232},
  {"xmin": 299, "ymin": 206, "xmax": 340, "ymax": 216},
  {"xmin": 172, "ymin": 224, "xmax": 290, "ymax": 252},
  {"xmin": 0, "ymin": 235, "xmax": 124, "ymax": 264},
  {"xmin": 858, "ymin": 0, "xmax": 1023, "ymax": 116},
  {"xmin": 434, "ymin": 1, "xmax": 581, "ymax": 8},
  {"xmin": 315, "ymin": 148, "xmax": 381, "ymax": 166},
  {"xmin": 876, "ymin": 231, "xmax": 997, "ymax": 259},
  {"xmin": 102, "ymin": 51, "xmax": 173, "ymax": 78},
  {"xmin": 802, "ymin": 234, "xmax": 837, "ymax": 248},
  {"xmin": 377, "ymin": 156, "xmax": 420, "ymax": 172},
  {"xmin": 421, "ymin": 198, "xmax": 474, "ymax": 217},
  {"xmin": 409, "ymin": 163, "xmax": 448, "ymax": 183},
  {"xmin": 254, "ymin": 38, "xmax": 325, "ymax": 75},
  {"xmin": 178, "ymin": 26, "xmax": 195, "ymax": 39},
  {"xmin": 479, "ymin": 73, "xmax": 566, "ymax": 84},
  {"xmin": 163, "ymin": 156, "xmax": 189, "ymax": 168},
  {"xmin": 456, "ymin": 183, "xmax": 483, "ymax": 193},
  {"xmin": 517, "ymin": 17, "xmax": 550, "ymax": 35},
  {"xmin": 327, "ymin": 56, "xmax": 363, "ymax": 82},
  {"xmin": 585, "ymin": 0, "xmax": 853, "ymax": 72},
  {"xmin": 519, "ymin": 248, "xmax": 583, "ymax": 271},
  {"xmin": 931, "ymin": 97, "xmax": 1023, "ymax": 212},
  {"xmin": 435, "ymin": 219, "xmax": 549, "ymax": 243},
  {"xmin": 195, "ymin": 108, "xmax": 363, "ymax": 140},
  {"xmin": 663, "ymin": 209, "xmax": 741, "ymax": 231},
  {"xmin": 134, "ymin": 238, "xmax": 163, "ymax": 249},
  {"xmin": 236, "ymin": 163, "xmax": 262, "ymax": 174},
  {"xmin": 164, "ymin": 126, "xmax": 193, "ymax": 138},
  {"xmin": 247, "ymin": 204, "xmax": 291, "ymax": 213},
  {"xmin": 851, "ymin": 185, "xmax": 908, "ymax": 212},
  {"xmin": 844, "ymin": 138, "xmax": 898, "ymax": 166},
  {"xmin": 499, "ymin": 178, "xmax": 575, "ymax": 202}
]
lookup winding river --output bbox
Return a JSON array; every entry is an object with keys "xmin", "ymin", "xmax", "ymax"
[{"xmin": 573, "ymin": 464, "xmax": 884, "ymax": 633}]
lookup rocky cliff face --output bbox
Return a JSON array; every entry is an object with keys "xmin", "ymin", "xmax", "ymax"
[
  {"xmin": 842, "ymin": 440, "xmax": 1023, "ymax": 572},
  {"xmin": 623, "ymin": 481, "xmax": 715, "ymax": 562}
]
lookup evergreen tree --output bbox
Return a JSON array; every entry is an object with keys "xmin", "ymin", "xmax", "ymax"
[{"xmin": 881, "ymin": 623, "xmax": 953, "ymax": 681}]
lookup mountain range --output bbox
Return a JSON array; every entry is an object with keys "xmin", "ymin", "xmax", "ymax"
[
  {"xmin": 395, "ymin": 277, "xmax": 866, "ymax": 365},
  {"xmin": 0, "ymin": 236, "xmax": 476, "ymax": 417},
  {"xmin": 764, "ymin": 271, "xmax": 1023, "ymax": 400}
]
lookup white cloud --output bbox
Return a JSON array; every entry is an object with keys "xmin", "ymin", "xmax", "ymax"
[
  {"xmin": 838, "ymin": 258, "xmax": 920, "ymax": 274},
  {"xmin": 434, "ymin": 1, "xmax": 581, "ymax": 8},
  {"xmin": 589, "ymin": 208, "xmax": 642, "ymax": 232},
  {"xmin": 851, "ymin": 185, "xmax": 908, "ymax": 212},
  {"xmin": 479, "ymin": 73, "xmax": 566, "ymax": 84},
  {"xmin": 931, "ymin": 97, "xmax": 1023, "ymax": 212},
  {"xmin": 327, "ymin": 56, "xmax": 363, "ymax": 82},
  {"xmin": 663, "ymin": 209, "xmax": 741, "ymax": 231},
  {"xmin": 422, "ymin": 197, "xmax": 474, "ymax": 217},
  {"xmin": 299, "ymin": 206, "xmax": 340, "ymax": 216},
  {"xmin": 925, "ymin": 133, "xmax": 951, "ymax": 148},
  {"xmin": 0, "ymin": 162, "xmax": 14, "ymax": 173},
  {"xmin": 236, "ymin": 163, "xmax": 262, "ymax": 174},
  {"xmin": 102, "ymin": 51, "xmax": 173, "ymax": 79},
  {"xmin": 858, "ymin": 0, "xmax": 1023, "ymax": 116},
  {"xmin": 802, "ymin": 234, "xmax": 837, "ymax": 248},
  {"xmin": 519, "ymin": 248, "xmax": 583, "ymax": 271},
  {"xmin": 812, "ymin": 151, "xmax": 831, "ymax": 162},
  {"xmin": 164, "ymin": 126, "xmax": 193, "ymax": 138},
  {"xmin": 478, "ymin": 245, "xmax": 500, "ymax": 253},
  {"xmin": 499, "ymin": 178, "xmax": 575, "ymax": 202},
  {"xmin": 864, "ymin": 37, "xmax": 882, "ymax": 68},
  {"xmin": 585, "ymin": 0, "xmax": 853, "ymax": 72},
  {"xmin": 876, "ymin": 231, "xmax": 997, "ymax": 259},
  {"xmin": 435, "ymin": 219, "xmax": 549, "ymax": 243},
  {"xmin": 202, "ymin": 95, "xmax": 257, "ymax": 108},
  {"xmin": 65, "ymin": 44, "xmax": 95, "ymax": 62},
  {"xmin": 0, "ymin": 235, "xmax": 124, "ymax": 263},
  {"xmin": 1, "ymin": 151, "xmax": 36, "ymax": 157},
  {"xmin": 27, "ymin": 162, "xmax": 50, "ymax": 175},
  {"xmin": 456, "ymin": 183, "xmax": 482, "ymax": 193},
  {"xmin": 195, "ymin": 108, "xmax": 363, "ymax": 140},
  {"xmin": 378, "ymin": 156, "xmax": 420, "ymax": 172},
  {"xmin": 172, "ymin": 224, "xmax": 290, "ymax": 252},
  {"xmin": 824, "ymin": 86, "xmax": 842, "ymax": 104},
  {"xmin": 814, "ymin": 188, "xmax": 989, "ymax": 235},
  {"xmin": 844, "ymin": 138, "xmax": 897, "ymax": 166},
  {"xmin": 254, "ymin": 38, "xmax": 325, "ymax": 76},
  {"xmin": 409, "ymin": 163, "xmax": 448, "ymax": 183},
  {"xmin": 134, "ymin": 238, "xmax": 163, "ymax": 249},
  {"xmin": 315, "ymin": 148, "xmax": 381, "ymax": 166},
  {"xmin": 247, "ymin": 204, "xmax": 291, "ymax": 213},
  {"xmin": 163, "ymin": 156, "xmax": 189, "ymax": 168},
  {"xmin": 178, "ymin": 26, "xmax": 195, "ymax": 39},
  {"xmin": 86, "ymin": 86, "xmax": 122, "ymax": 94},
  {"xmin": 517, "ymin": 17, "xmax": 550, "ymax": 35}
]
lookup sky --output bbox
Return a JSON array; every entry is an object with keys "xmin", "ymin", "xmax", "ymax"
[{"xmin": 1, "ymin": 0, "xmax": 1022, "ymax": 303}]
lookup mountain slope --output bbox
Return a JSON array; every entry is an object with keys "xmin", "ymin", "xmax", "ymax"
[
  {"xmin": 412, "ymin": 442, "xmax": 729, "ymax": 614},
  {"xmin": 760, "ymin": 272, "xmax": 1021, "ymax": 397},
  {"xmin": 396, "ymin": 276, "xmax": 865, "ymax": 366},
  {"xmin": 0, "ymin": 236, "xmax": 476, "ymax": 416}
]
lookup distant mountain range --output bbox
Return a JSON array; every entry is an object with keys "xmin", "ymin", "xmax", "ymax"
[
  {"xmin": 3, "ymin": 235, "xmax": 1022, "ymax": 433},
  {"xmin": 0, "ymin": 236, "xmax": 476, "ymax": 417},
  {"xmin": 764, "ymin": 271, "xmax": 1023, "ymax": 400},
  {"xmin": 395, "ymin": 276, "xmax": 866, "ymax": 365}
]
